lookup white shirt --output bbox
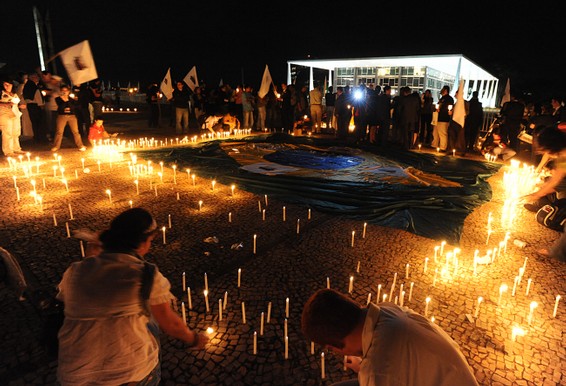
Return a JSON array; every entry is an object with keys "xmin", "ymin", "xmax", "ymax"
[
  {"xmin": 359, "ymin": 303, "xmax": 479, "ymax": 386},
  {"xmin": 56, "ymin": 253, "xmax": 175, "ymax": 386}
]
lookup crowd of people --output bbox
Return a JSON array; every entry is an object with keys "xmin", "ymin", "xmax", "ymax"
[{"xmin": 0, "ymin": 69, "xmax": 114, "ymax": 157}]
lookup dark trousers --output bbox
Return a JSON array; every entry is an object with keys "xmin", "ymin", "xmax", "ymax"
[{"xmin": 27, "ymin": 103, "xmax": 47, "ymax": 143}]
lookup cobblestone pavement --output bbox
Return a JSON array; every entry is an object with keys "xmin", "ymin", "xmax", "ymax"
[{"xmin": 0, "ymin": 125, "xmax": 564, "ymax": 385}]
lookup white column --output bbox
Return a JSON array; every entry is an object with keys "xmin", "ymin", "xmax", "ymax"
[
  {"xmin": 463, "ymin": 78, "xmax": 470, "ymax": 99},
  {"xmin": 309, "ymin": 66, "xmax": 314, "ymax": 90},
  {"xmin": 488, "ymin": 79, "xmax": 499, "ymax": 108},
  {"xmin": 328, "ymin": 69, "xmax": 333, "ymax": 87},
  {"xmin": 287, "ymin": 62, "xmax": 292, "ymax": 85}
]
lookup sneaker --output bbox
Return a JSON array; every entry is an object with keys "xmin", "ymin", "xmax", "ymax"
[
  {"xmin": 78, "ymin": 146, "xmax": 86, "ymax": 152},
  {"xmin": 51, "ymin": 147, "xmax": 59, "ymax": 152}
]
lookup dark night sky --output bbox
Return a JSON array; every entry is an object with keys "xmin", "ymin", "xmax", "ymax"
[{"xmin": 2, "ymin": 0, "xmax": 564, "ymax": 101}]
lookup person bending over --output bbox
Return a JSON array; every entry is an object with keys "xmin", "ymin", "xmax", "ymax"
[{"xmin": 302, "ymin": 289, "xmax": 478, "ymax": 386}]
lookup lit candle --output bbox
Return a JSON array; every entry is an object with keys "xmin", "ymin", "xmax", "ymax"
[
  {"xmin": 348, "ymin": 275, "xmax": 354, "ymax": 294},
  {"xmin": 65, "ymin": 222, "xmax": 71, "ymax": 238},
  {"xmin": 284, "ymin": 336, "xmax": 289, "ymax": 360},
  {"xmin": 367, "ymin": 292, "xmax": 372, "ymax": 305},
  {"xmin": 228, "ymin": 212, "xmax": 232, "ymax": 223},
  {"xmin": 285, "ymin": 297, "xmax": 290, "ymax": 318},
  {"xmin": 311, "ymin": 341, "xmax": 315, "ymax": 355},
  {"xmin": 400, "ymin": 290, "xmax": 405, "ymax": 307},
  {"xmin": 425, "ymin": 297, "xmax": 431, "ymax": 316},
  {"xmin": 168, "ymin": 214, "xmax": 172, "ymax": 228},
  {"xmin": 172, "ymin": 165, "xmax": 177, "ymax": 184},
  {"xmin": 389, "ymin": 272, "xmax": 397, "ymax": 300},
  {"xmin": 231, "ymin": 184, "xmax": 235, "ymax": 196},
  {"xmin": 308, "ymin": 208, "xmax": 311, "ymax": 220},
  {"xmin": 161, "ymin": 226, "xmax": 166, "ymax": 244},
  {"xmin": 452, "ymin": 149, "xmax": 456, "ymax": 156},
  {"xmin": 284, "ymin": 318, "xmax": 288, "ymax": 337},
  {"xmin": 181, "ymin": 301, "xmax": 186, "ymax": 325},
  {"xmin": 186, "ymin": 169, "xmax": 191, "ymax": 179},
  {"xmin": 553, "ymin": 295, "xmax": 561, "ymax": 318},
  {"xmin": 356, "ymin": 261, "xmax": 360, "ymax": 273},
  {"xmin": 362, "ymin": 222, "xmax": 367, "ymax": 238},
  {"xmin": 267, "ymin": 301, "xmax": 272, "ymax": 323},
  {"xmin": 260, "ymin": 312, "xmax": 264, "ymax": 335},
  {"xmin": 512, "ymin": 276, "xmax": 519, "ymax": 296},
  {"xmin": 525, "ymin": 278, "xmax": 532, "ymax": 296},
  {"xmin": 321, "ymin": 352, "xmax": 325, "ymax": 379},
  {"xmin": 405, "ymin": 263, "xmax": 410, "ymax": 279},
  {"xmin": 258, "ymin": 200, "xmax": 261, "ymax": 213},
  {"xmin": 326, "ymin": 277, "xmax": 331, "ymax": 289},
  {"xmin": 53, "ymin": 213, "xmax": 58, "ymax": 226},
  {"xmin": 282, "ymin": 206, "xmax": 286, "ymax": 221},
  {"xmin": 198, "ymin": 200, "xmax": 203, "ymax": 211},
  {"xmin": 134, "ymin": 180, "xmax": 139, "ymax": 195},
  {"xmin": 211, "ymin": 179, "xmax": 216, "ymax": 191},
  {"xmin": 191, "ymin": 174, "xmax": 196, "ymax": 186},
  {"xmin": 97, "ymin": 160, "xmax": 101, "ymax": 172},
  {"xmin": 351, "ymin": 230, "xmax": 355, "ymax": 247},
  {"xmin": 264, "ymin": 194, "xmax": 268, "ymax": 206},
  {"xmin": 104, "ymin": 189, "xmax": 112, "ymax": 203},
  {"xmin": 498, "ymin": 284, "xmax": 508, "ymax": 306},
  {"xmin": 129, "ymin": 200, "xmax": 133, "ymax": 208},
  {"xmin": 187, "ymin": 287, "xmax": 192, "ymax": 309},
  {"xmin": 80, "ymin": 240, "xmax": 85, "ymax": 257},
  {"xmin": 474, "ymin": 296, "xmax": 483, "ymax": 318},
  {"xmin": 253, "ymin": 331, "xmax": 257, "ymax": 355},
  {"xmin": 253, "ymin": 234, "xmax": 257, "ymax": 254},
  {"xmin": 296, "ymin": 219, "xmax": 300, "ymax": 234},
  {"xmin": 377, "ymin": 284, "xmax": 382, "ymax": 302},
  {"xmin": 382, "ymin": 294, "xmax": 388, "ymax": 302},
  {"xmin": 81, "ymin": 158, "xmax": 85, "ymax": 170},
  {"xmin": 237, "ymin": 268, "xmax": 241, "ymax": 288},
  {"xmin": 434, "ymin": 246, "xmax": 439, "ymax": 261},
  {"xmin": 241, "ymin": 302, "xmax": 246, "ymax": 323},
  {"xmin": 527, "ymin": 301, "xmax": 538, "ymax": 325},
  {"xmin": 223, "ymin": 291, "xmax": 228, "ymax": 310},
  {"xmin": 424, "ymin": 257, "xmax": 429, "ymax": 273},
  {"xmin": 262, "ymin": 209, "xmax": 266, "ymax": 221},
  {"xmin": 218, "ymin": 299, "xmax": 223, "ymax": 321},
  {"xmin": 440, "ymin": 241, "xmax": 446, "ymax": 256},
  {"xmin": 204, "ymin": 290, "xmax": 210, "ymax": 313},
  {"xmin": 204, "ymin": 272, "xmax": 208, "ymax": 292}
]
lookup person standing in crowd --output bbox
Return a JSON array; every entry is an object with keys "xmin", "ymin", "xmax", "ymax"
[
  {"xmin": 551, "ymin": 96, "xmax": 564, "ymax": 122},
  {"xmin": 296, "ymin": 85, "xmax": 309, "ymax": 122},
  {"xmin": 90, "ymin": 79, "xmax": 104, "ymax": 118},
  {"xmin": 147, "ymin": 83, "xmax": 160, "ymax": 128},
  {"xmin": 73, "ymin": 83, "xmax": 93, "ymax": 140},
  {"xmin": 301, "ymin": 289, "xmax": 479, "ymax": 386},
  {"xmin": 397, "ymin": 86, "xmax": 421, "ymax": 149},
  {"xmin": 334, "ymin": 86, "xmax": 351, "ymax": 141},
  {"xmin": 0, "ymin": 79, "xmax": 24, "ymax": 157},
  {"xmin": 241, "ymin": 85, "xmax": 255, "ymax": 130},
  {"xmin": 352, "ymin": 84, "xmax": 368, "ymax": 143},
  {"xmin": 499, "ymin": 92, "xmax": 525, "ymax": 153},
  {"xmin": 50, "ymin": 85, "xmax": 86, "ymax": 152},
  {"xmin": 324, "ymin": 86, "xmax": 336, "ymax": 132},
  {"xmin": 40, "ymin": 71, "xmax": 62, "ymax": 141},
  {"xmin": 309, "ymin": 82, "xmax": 323, "ymax": 133},
  {"xmin": 465, "ymin": 91, "xmax": 483, "ymax": 152},
  {"xmin": 432, "ymin": 85, "xmax": 454, "ymax": 152},
  {"xmin": 22, "ymin": 72, "xmax": 47, "ymax": 143},
  {"xmin": 420, "ymin": 89, "xmax": 435, "ymax": 145},
  {"xmin": 366, "ymin": 85, "xmax": 381, "ymax": 144},
  {"xmin": 15, "ymin": 72, "xmax": 33, "ymax": 139},
  {"xmin": 256, "ymin": 89, "xmax": 268, "ymax": 131},
  {"xmin": 281, "ymin": 84, "xmax": 296, "ymax": 133},
  {"xmin": 56, "ymin": 208, "xmax": 208, "ymax": 385},
  {"xmin": 375, "ymin": 85, "xmax": 392, "ymax": 146},
  {"xmin": 266, "ymin": 85, "xmax": 281, "ymax": 131},
  {"xmin": 172, "ymin": 81, "xmax": 191, "ymax": 134},
  {"xmin": 191, "ymin": 86, "xmax": 205, "ymax": 124}
]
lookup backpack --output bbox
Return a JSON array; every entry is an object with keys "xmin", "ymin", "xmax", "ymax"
[{"xmin": 536, "ymin": 198, "xmax": 566, "ymax": 231}]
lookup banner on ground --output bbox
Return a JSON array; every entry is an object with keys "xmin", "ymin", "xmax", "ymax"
[{"xmin": 58, "ymin": 40, "xmax": 98, "ymax": 85}]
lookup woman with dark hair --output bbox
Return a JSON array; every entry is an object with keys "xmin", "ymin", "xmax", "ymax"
[
  {"xmin": 0, "ymin": 79, "xmax": 24, "ymax": 157},
  {"xmin": 524, "ymin": 126, "xmax": 566, "ymax": 261},
  {"xmin": 56, "ymin": 208, "xmax": 208, "ymax": 385}
]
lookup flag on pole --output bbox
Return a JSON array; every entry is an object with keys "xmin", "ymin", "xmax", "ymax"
[
  {"xmin": 500, "ymin": 78, "xmax": 511, "ymax": 107},
  {"xmin": 58, "ymin": 40, "xmax": 98, "ymax": 85},
  {"xmin": 258, "ymin": 65, "xmax": 273, "ymax": 98},
  {"xmin": 160, "ymin": 68, "xmax": 173, "ymax": 100},
  {"xmin": 452, "ymin": 57, "xmax": 462, "ymax": 97},
  {"xmin": 183, "ymin": 66, "xmax": 199, "ymax": 92}
]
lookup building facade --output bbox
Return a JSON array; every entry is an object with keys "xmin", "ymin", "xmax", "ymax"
[{"xmin": 287, "ymin": 54, "xmax": 499, "ymax": 107}]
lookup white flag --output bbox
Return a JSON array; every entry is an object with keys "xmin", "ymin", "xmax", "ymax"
[
  {"xmin": 500, "ymin": 78, "xmax": 511, "ymax": 107},
  {"xmin": 453, "ymin": 79, "xmax": 466, "ymax": 128},
  {"xmin": 59, "ymin": 40, "xmax": 98, "ymax": 85},
  {"xmin": 258, "ymin": 65, "xmax": 273, "ymax": 98},
  {"xmin": 183, "ymin": 66, "xmax": 199, "ymax": 92},
  {"xmin": 160, "ymin": 68, "xmax": 173, "ymax": 100}
]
